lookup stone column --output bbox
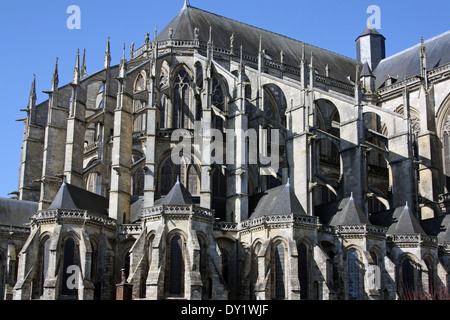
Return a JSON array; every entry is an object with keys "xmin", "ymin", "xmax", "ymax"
[
  {"xmin": 144, "ymin": 74, "xmax": 157, "ymax": 208},
  {"xmin": 64, "ymin": 82, "xmax": 86, "ymax": 188},
  {"xmin": 417, "ymin": 85, "xmax": 444, "ymax": 219},
  {"xmin": 109, "ymin": 67, "xmax": 132, "ymax": 224}
]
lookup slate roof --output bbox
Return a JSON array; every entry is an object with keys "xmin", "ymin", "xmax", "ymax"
[
  {"xmin": 370, "ymin": 203, "xmax": 427, "ymax": 236},
  {"xmin": 328, "ymin": 194, "xmax": 371, "ymax": 226},
  {"xmin": 356, "ymin": 27, "xmax": 386, "ymax": 41},
  {"xmin": 373, "ymin": 30, "xmax": 450, "ymax": 89},
  {"xmin": 421, "ymin": 214, "xmax": 450, "ymax": 244},
  {"xmin": 158, "ymin": 4, "xmax": 360, "ymax": 84},
  {"xmin": 0, "ymin": 197, "xmax": 38, "ymax": 227},
  {"xmin": 48, "ymin": 182, "xmax": 109, "ymax": 216},
  {"xmin": 387, "ymin": 203, "xmax": 426, "ymax": 235},
  {"xmin": 360, "ymin": 62, "xmax": 374, "ymax": 77},
  {"xmin": 249, "ymin": 181, "xmax": 306, "ymax": 219},
  {"xmin": 160, "ymin": 178, "xmax": 194, "ymax": 205}
]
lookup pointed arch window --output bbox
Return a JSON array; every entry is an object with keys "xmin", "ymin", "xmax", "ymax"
[
  {"xmin": 168, "ymin": 235, "xmax": 184, "ymax": 296},
  {"xmin": 298, "ymin": 242, "xmax": 309, "ymax": 299},
  {"xmin": 401, "ymin": 257, "xmax": 415, "ymax": 298},
  {"xmin": 173, "ymin": 69, "xmax": 191, "ymax": 129},
  {"xmin": 347, "ymin": 249, "xmax": 361, "ymax": 300},
  {"xmin": 61, "ymin": 238, "xmax": 79, "ymax": 297},
  {"xmin": 40, "ymin": 237, "xmax": 51, "ymax": 296},
  {"xmin": 274, "ymin": 242, "xmax": 286, "ymax": 300}
]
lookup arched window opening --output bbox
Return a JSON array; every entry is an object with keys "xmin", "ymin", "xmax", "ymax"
[
  {"xmin": 251, "ymin": 243, "xmax": 261, "ymax": 300},
  {"xmin": 159, "ymin": 157, "xmax": 199, "ymax": 197},
  {"xmin": 274, "ymin": 242, "xmax": 286, "ymax": 300},
  {"xmin": 212, "ymin": 167, "xmax": 227, "ymax": 220},
  {"xmin": 425, "ymin": 258, "xmax": 435, "ymax": 298},
  {"xmin": 61, "ymin": 238, "xmax": 79, "ymax": 297},
  {"xmin": 298, "ymin": 242, "xmax": 309, "ymax": 300},
  {"xmin": 168, "ymin": 235, "xmax": 184, "ymax": 296},
  {"xmin": 173, "ymin": 69, "xmax": 191, "ymax": 129},
  {"xmin": 186, "ymin": 164, "xmax": 199, "ymax": 195},
  {"xmin": 347, "ymin": 250, "xmax": 361, "ymax": 300},
  {"xmin": 134, "ymin": 72, "xmax": 146, "ymax": 92},
  {"xmin": 221, "ymin": 249, "xmax": 230, "ymax": 288},
  {"xmin": 40, "ymin": 237, "xmax": 51, "ymax": 296},
  {"xmin": 132, "ymin": 166, "xmax": 145, "ymax": 197},
  {"xmin": 401, "ymin": 258, "xmax": 415, "ymax": 298}
]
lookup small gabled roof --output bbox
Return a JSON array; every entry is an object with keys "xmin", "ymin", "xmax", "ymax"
[
  {"xmin": 387, "ymin": 203, "xmax": 425, "ymax": 235},
  {"xmin": 250, "ymin": 180, "xmax": 306, "ymax": 219},
  {"xmin": 161, "ymin": 178, "xmax": 193, "ymax": 205},
  {"xmin": 48, "ymin": 181, "xmax": 109, "ymax": 216},
  {"xmin": 329, "ymin": 193, "xmax": 370, "ymax": 226}
]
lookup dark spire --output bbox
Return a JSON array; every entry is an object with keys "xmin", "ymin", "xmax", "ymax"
[
  {"xmin": 51, "ymin": 57, "xmax": 59, "ymax": 91},
  {"xmin": 73, "ymin": 48, "xmax": 80, "ymax": 85},
  {"xmin": 28, "ymin": 74, "xmax": 36, "ymax": 109}
]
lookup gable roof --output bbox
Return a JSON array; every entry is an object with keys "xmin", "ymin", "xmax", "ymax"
[
  {"xmin": 160, "ymin": 178, "xmax": 194, "ymax": 205},
  {"xmin": 250, "ymin": 181, "xmax": 306, "ymax": 219},
  {"xmin": 158, "ymin": 5, "xmax": 360, "ymax": 84},
  {"xmin": 49, "ymin": 182, "xmax": 109, "ymax": 216},
  {"xmin": 329, "ymin": 194, "xmax": 371, "ymax": 226},
  {"xmin": 373, "ymin": 30, "xmax": 450, "ymax": 88}
]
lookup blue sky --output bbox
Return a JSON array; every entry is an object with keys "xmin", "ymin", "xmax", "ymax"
[{"xmin": 0, "ymin": 0, "xmax": 449, "ymax": 199}]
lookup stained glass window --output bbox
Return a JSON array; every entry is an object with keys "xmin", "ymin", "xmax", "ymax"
[
  {"xmin": 173, "ymin": 69, "xmax": 190, "ymax": 129},
  {"xmin": 347, "ymin": 250, "xmax": 360, "ymax": 300}
]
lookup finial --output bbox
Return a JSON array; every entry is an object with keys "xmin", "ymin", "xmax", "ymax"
[
  {"xmin": 73, "ymin": 48, "xmax": 80, "ymax": 84},
  {"xmin": 122, "ymin": 43, "xmax": 126, "ymax": 61},
  {"xmin": 183, "ymin": 0, "xmax": 188, "ymax": 9},
  {"xmin": 259, "ymin": 35, "xmax": 262, "ymax": 53},
  {"xmin": 208, "ymin": 26, "xmax": 212, "ymax": 44},
  {"xmin": 29, "ymin": 74, "xmax": 36, "ymax": 100},
  {"xmin": 104, "ymin": 37, "xmax": 111, "ymax": 69},
  {"xmin": 52, "ymin": 57, "xmax": 59, "ymax": 91},
  {"xmin": 301, "ymin": 42, "xmax": 306, "ymax": 64},
  {"xmin": 81, "ymin": 48, "xmax": 87, "ymax": 78}
]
